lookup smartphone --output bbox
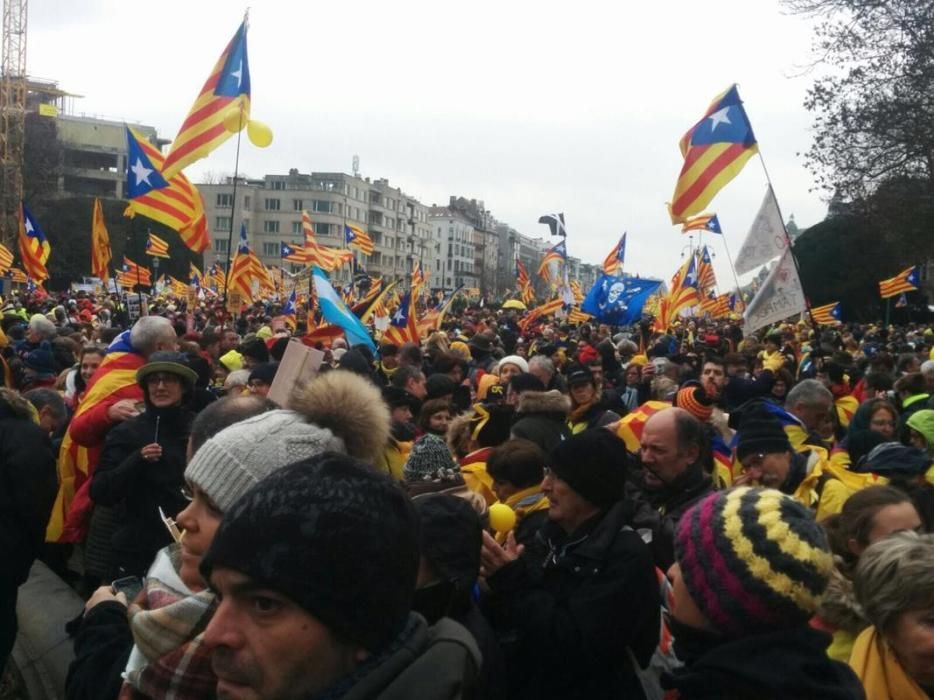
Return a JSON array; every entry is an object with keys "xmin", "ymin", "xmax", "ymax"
[{"xmin": 111, "ymin": 575, "xmax": 144, "ymax": 601}]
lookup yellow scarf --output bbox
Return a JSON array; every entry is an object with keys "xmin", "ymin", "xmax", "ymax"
[{"xmin": 849, "ymin": 626, "xmax": 928, "ymax": 700}]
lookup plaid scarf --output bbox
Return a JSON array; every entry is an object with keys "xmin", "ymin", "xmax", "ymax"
[{"xmin": 118, "ymin": 545, "xmax": 217, "ymax": 700}]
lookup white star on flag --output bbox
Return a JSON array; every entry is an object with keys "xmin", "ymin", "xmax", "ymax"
[
  {"xmin": 392, "ymin": 308, "xmax": 405, "ymax": 323},
  {"xmin": 131, "ymin": 158, "xmax": 154, "ymax": 187},
  {"xmin": 708, "ymin": 106, "xmax": 732, "ymax": 132},
  {"xmin": 24, "ymin": 218, "xmax": 33, "ymax": 234},
  {"xmin": 231, "ymin": 61, "xmax": 242, "ymax": 88}
]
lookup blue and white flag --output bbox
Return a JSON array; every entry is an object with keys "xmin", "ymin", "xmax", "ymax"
[
  {"xmin": 312, "ymin": 267, "xmax": 376, "ymax": 351},
  {"xmin": 581, "ymin": 274, "xmax": 662, "ymax": 325}
]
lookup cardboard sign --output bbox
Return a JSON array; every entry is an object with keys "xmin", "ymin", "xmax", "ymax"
[{"xmin": 267, "ymin": 339, "xmax": 325, "ymax": 408}]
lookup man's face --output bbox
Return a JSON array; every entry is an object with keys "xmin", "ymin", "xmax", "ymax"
[
  {"xmin": 529, "ymin": 365, "xmax": 551, "ymax": 387},
  {"xmin": 739, "ymin": 451, "xmax": 792, "ymax": 490},
  {"xmin": 790, "ymin": 399, "xmax": 833, "ymax": 433},
  {"xmin": 390, "ymin": 405, "xmax": 413, "ymax": 426},
  {"xmin": 587, "ymin": 364, "xmax": 604, "ymax": 387},
  {"xmin": 37, "ymin": 406, "xmax": 63, "ymax": 435},
  {"xmin": 221, "ymin": 332, "xmax": 240, "ymax": 353},
  {"xmin": 204, "ymin": 568, "xmax": 359, "ymax": 700},
  {"xmin": 382, "ymin": 354, "xmax": 399, "ymax": 370},
  {"xmin": 700, "ymin": 362, "xmax": 726, "ymax": 398},
  {"xmin": 726, "ymin": 361, "xmax": 746, "ymax": 378},
  {"xmin": 405, "ymin": 374, "xmax": 427, "ymax": 400},
  {"xmin": 639, "ymin": 412, "xmax": 697, "ymax": 491},
  {"xmin": 248, "ymin": 380, "xmax": 271, "ymax": 397}
]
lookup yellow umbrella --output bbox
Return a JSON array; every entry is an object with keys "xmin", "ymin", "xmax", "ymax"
[{"xmin": 501, "ymin": 299, "xmax": 527, "ymax": 310}]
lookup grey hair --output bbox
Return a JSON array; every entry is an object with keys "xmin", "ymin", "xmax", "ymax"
[
  {"xmin": 854, "ymin": 531, "xmax": 934, "ymax": 633},
  {"xmin": 129, "ymin": 316, "xmax": 175, "ymax": 355},
  {"xmin": 28, "ymin": 314, "xmax": 57, "ymax": 339},
  {"xmin": 528, "ymin": 355, "xmax": 555, "ymax": 379},
  {"xmin": 23, "ymin": 388, "xmax": 67, "ymax": 421},
  {"xmin": 921, "ymin": 359, "xmax": 934, "ymax": 377},
  {"xmin": 785, "ymin": 378, "xmax": 833, "ymax": 410}
]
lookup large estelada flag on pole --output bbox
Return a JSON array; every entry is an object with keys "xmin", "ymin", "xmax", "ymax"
[
  {"xmin": 879, "ymin": 266, "xmax": 919, "ymax": 299},
  {"xmin": 18, "ymin": 203, "xmax": 51, "ymax": 282},
  {"xmin": 124, "ymin": 127, "xmax": 209, "ymax": 253},
  {"xmin": 811, "ymin": 302, "xmax": 841, "ymax": 325},
  {"xmin": 669, "ymin": 85, "xmax": 758, "ymax": 224},
  {"xmin": 162, "ymin": 21, "xmax": 251, "ymax": 179},
  {"xmin": 602, "ymin": 233, "xmax": 626, "ymax": 275}
]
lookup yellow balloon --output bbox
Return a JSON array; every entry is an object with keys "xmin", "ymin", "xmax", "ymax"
[
  {"xmin": 488, "ymin": 503, "xmax": 517, "ymax": 533},
  {"xmin": 247, "ymin": 119, "xmax": 273, "ymax": 148},
  {"xmin": 223, "ymin": 109, "xmax": 246, "ymax": 133}
]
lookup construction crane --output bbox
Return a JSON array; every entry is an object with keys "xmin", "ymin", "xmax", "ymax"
[{"xmin": 0, "ymin": 0, "xmax": 26, "ymax": 251}]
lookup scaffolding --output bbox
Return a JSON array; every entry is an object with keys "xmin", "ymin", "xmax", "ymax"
[{"xmin": 0, "ymin": 0, "xmax": 27, "ymax": 250}]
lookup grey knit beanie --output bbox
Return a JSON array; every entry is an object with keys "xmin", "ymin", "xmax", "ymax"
[
  {"xmin": 184, "ymin": 409, "xmax": 345, "ymax": 512},
  {"xmin": 402, "ymin": 434, "xmax": 459, "ymax": 484}
]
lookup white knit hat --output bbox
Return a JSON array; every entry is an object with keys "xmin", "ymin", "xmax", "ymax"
[{"xmin": 497, "ymin": 355, "xmax": 529, "ymax": 374}]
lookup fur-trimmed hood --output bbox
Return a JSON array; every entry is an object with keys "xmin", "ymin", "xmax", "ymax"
[
  {"xmin": 816, "ymin": 559, "xmax": 867, "ymax": 634},
  {"xmin": 517, "ymin": 389, "xmax": 570, "ymax": 417},
  {"xmin": 0, "ymin": 387, "xmax": 37, "ymax": 423},
  {"xmin": 289, "ymin": 370, "xmax": 390, "ymax": 465}
]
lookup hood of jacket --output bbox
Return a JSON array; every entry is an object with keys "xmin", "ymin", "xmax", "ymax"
[
  {"xmin": 663, "ymin": 626, "xmax": 864, "ymax": 700},
  {"xmin": 0, "ymin": 387, "xmax": 36, "ymax": 423},
  {"xmin": 288, "ymin": 369, "xmax": 390, "ymax": 464},
  {"xmin": 816, "ymin": 561, "xmax": 867, "ymax": 634},
  {"xmin": 517, "ymin": 389, "xmax": 570, "ymax": 418}
]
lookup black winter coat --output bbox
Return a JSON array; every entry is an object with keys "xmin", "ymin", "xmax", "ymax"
[
  {"xmin": 0, "ymin": 397, "xmax": 57, "ymax": 585},
  {"xmin": 65, "ymin": 601, "xmax": 131, "ymax": 700},
  {"xmin": 485, "ymin": 500, "xmax": 660, "ymax": 700},
  {"xmin": 89, "ymin": 405, "xmax": 193, "ymax": 578},
  {"xmin": 663, "ymin": 626, "xmax": 865, "ymax": 699}
]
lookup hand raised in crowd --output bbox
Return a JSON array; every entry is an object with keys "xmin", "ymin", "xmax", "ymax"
[
  {"xmin": 480, "ymin": 530, "xmax": 524, "ymax": 578},
  {"xmin": 140, "ymin": 442, "xmax": 162, "ymax": 462},
  {"xmin": 84, "ymin": 586, "xmax": 127, "ymax": 615},
  {"xmin": 107, "ymin": 398, "xmax": 141, "ymax": 423}
]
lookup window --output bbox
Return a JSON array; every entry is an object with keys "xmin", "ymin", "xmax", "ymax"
[
  {"xmin": 244, "ymin": 196, "xmax": 251, "ymax": 209},
  {"xmin": 216, "ymin": 193, "xmax": 233, "ymax": 208},
  {"xmin": 314, "ymin": 222, "xmax": 330, "ymax": 236},
  {"xmin": 447, "ymin": 260, "xmax": 452, "ymax": 270},
  {"xmin": 371, "ymin": 251, "xmax": 381, "ymax": 265},
  {"xmin": 271, "ymin": 180, "xmax": 285, "ymax": 191},
  {"xmin": 292, "ymin": 221, "xmax": 303, "ymax": 234},
  {"xmin": 263, "ymin": 220, "xmax": 280, "ymax": 233},
  {"xmin": 264, "ymin": 198, "xmax": 281, "ymax": 211},
  {"xmin": 262, "ymin": 242, "xmax": 279, "ymax": 256},
  {"xmin": 352, "ymin": 187, "xmax": 358, "ymax": 199},
  {"xmin": 371, "ymin": 231, "xmax": 382, "ymax": 245},
  {"xmin": 214, "ymin": 239, "xmax": 229, "ymax": 253},
  {"xmin": 312, "ymin": 200, "xmax": 332, "ymax": 214},
  {"xmin": 293, "ymin": 199, "xmax": 303, "ymax": 211},
  {"xmin": 215, "ymin": 216, "xmax": 231, "ymax": 231}
]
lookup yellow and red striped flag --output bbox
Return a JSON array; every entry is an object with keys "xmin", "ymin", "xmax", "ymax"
[
  {"xmin": 228, "ymin": 223, "xmax": 262, "ymax": 302},
  {"xmin": 146, "ymin": 233, "xmax": 171, "ymax": 258},
  {"xmin": 0, "ymin": 243, "xmax": 14, "ymax": 274},
  {"xmin": 344, "ymin": 224, "xmax": 375, "ymax": 255},
  {"xmin": 681, "ymin": 213, "xmax": 722, "ymax": 234},
  {"xmin": 696, "ymin": 246, "xmax": 717, "ymax": 291},
  {"xmin": 602, "ymin": 233, "xmax": 626, "ymax": 275},
  {"xmin": 7, "ymin": 267, "xmax": 27, "ymax": 283},
  {"xmin": 119, "ymin": 257, "xmax": 152, "ymax": 287},
  {"xmin": 124, "ymin": 127, "xmax": 209, "ymax": 253},
  {"xmin": 162, "ymin": 21, "xmax": 251, "ymax": 179},
  {"xmin": 518, "ymin": 297, "xmax": 564, "ymax": 333},
  {"xmin": 811, "ymin": 301, "xmax": 841, "ymax": 325},
  {"xmin": 669, "ymin": 86, "xmax": 758, "ymax": 223},
  {"xmin": 878, "ymin": 266, "xmax": 919, "ymax": 299},
  {"xmin": 18, "ymin": 202, "xmax": 51, "ymax": 282},
  {"xmin": 536, "ymin": 239, "xmax": 566, "ymax": 280},
  {"xmin": 91, "ymin": 198, "xmax": 111, "ymax": 280},
  {"xmin": 303, "ymin": 212, "xmax": 355, "ymax": 271}
]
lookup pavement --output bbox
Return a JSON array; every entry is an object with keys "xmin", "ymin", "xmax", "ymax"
[{"xmin": 5, "ymin": 562, "xmax": 84, "ymax": 700}]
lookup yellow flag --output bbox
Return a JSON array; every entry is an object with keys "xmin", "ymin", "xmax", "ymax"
[{"xmin": 91, "ymin": 198, "xmax": 112, "ymax": 280}]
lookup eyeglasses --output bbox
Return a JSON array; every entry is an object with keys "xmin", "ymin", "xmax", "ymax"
[{"xmin": 146, "ymin": 373, "xmax": 182, "ymax": 387}]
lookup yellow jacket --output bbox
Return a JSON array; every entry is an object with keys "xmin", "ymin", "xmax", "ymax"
[
  {"xmin": 459, "ymin": 447, "xmax": 496, "ymax": 506},
  {"xmin": 493, "ymin": 486, "xmax": 550, "ymax": 544},
  {"xmin": 791, "ymin": 448, "xmax": 850, "ymax": 521},
  {"xmin": 377, "ymin": 438, "xmax": 411, "ymax": 482}
]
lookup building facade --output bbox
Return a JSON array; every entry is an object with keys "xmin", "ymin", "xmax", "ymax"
[
  {"xmin": 428, "ymin": 206, "xmax": 480, "ymax": 293},
  {"xmin": 198, "ymin": 170, "xmax": 435, "ymax": 284}
]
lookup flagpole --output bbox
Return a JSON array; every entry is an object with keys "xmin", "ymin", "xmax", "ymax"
[
  {"xmin": 221, "ymin": 102, "xmax": 246, "ymax": 313},
  {"xmin": 755, "ymin": 152, "xmax": 818, "ymax": 328},
  {"xmin": 717, "ymin": 223, "xmax": 744, "ymax": 306}
]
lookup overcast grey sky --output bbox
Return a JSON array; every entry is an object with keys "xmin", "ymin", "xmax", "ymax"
[{"xmin": 30, "ymin": 0, "xmax": 823, "ymax": 286}]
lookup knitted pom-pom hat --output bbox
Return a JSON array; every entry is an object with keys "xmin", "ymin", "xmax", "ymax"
[{"xmin": 675, "ymin": 487, "xmax": 833, "ymax": 639}]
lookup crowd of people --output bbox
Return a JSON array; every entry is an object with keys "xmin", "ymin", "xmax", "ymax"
[{"xmin": 2, "ymin": 288, "xmax": 934, "ymax": 699}]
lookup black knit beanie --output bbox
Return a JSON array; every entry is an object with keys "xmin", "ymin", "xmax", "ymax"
[
  {"xmin": 200, "ymin": 452, "xmax": 419, "ymax": 652},
  {"xmin": 736, "ymin": 411, "xmax": 792, "ymax": 461},
  {"xmin": 547, "ymin": 430, "xmax": 630, "ymax": 508}
]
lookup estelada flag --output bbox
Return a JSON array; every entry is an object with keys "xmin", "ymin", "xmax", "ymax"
[{"xmin": 669, "ymin": 85, "xmax": 758, "ymax": 223}]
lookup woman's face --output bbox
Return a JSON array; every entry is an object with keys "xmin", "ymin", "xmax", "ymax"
[
  {"xmin": 771, "ymin": 379, "xmax": 787, "ymax": 398},
  {"xmin": 146, "ymin": 372, "xmax": 184, "ymax": 408},
  {"xmin": 499, "ymin": 362, "xmax": 522, "ymax": 385},
  {"xmin": 869, "ymin": 408, "xmax": 897, "ymax": 440},
  {"xmin": 625, "ymin": 367, "xmax": 641, "ymax": 386},
  {"xmin": 569, "ymin": 382, "xmax": 595, "ymax": 407},
  {"xmin": 864, "ymin": 502, "xmax": 923, "ymax": 549},
  {"xmin": 80, "ymin": 352, "xmax": 104, "ymax": 384},
  {"xmin": 885, "ymin": 607, "xmax": 934, "ymax": 688},
  {"xmin": 175, "ymin": 483, "xmax": 223, "ymax": 591},
  {"xmin": 428, "ymin": 410, "xmax": 452, "ymax": 435}
]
